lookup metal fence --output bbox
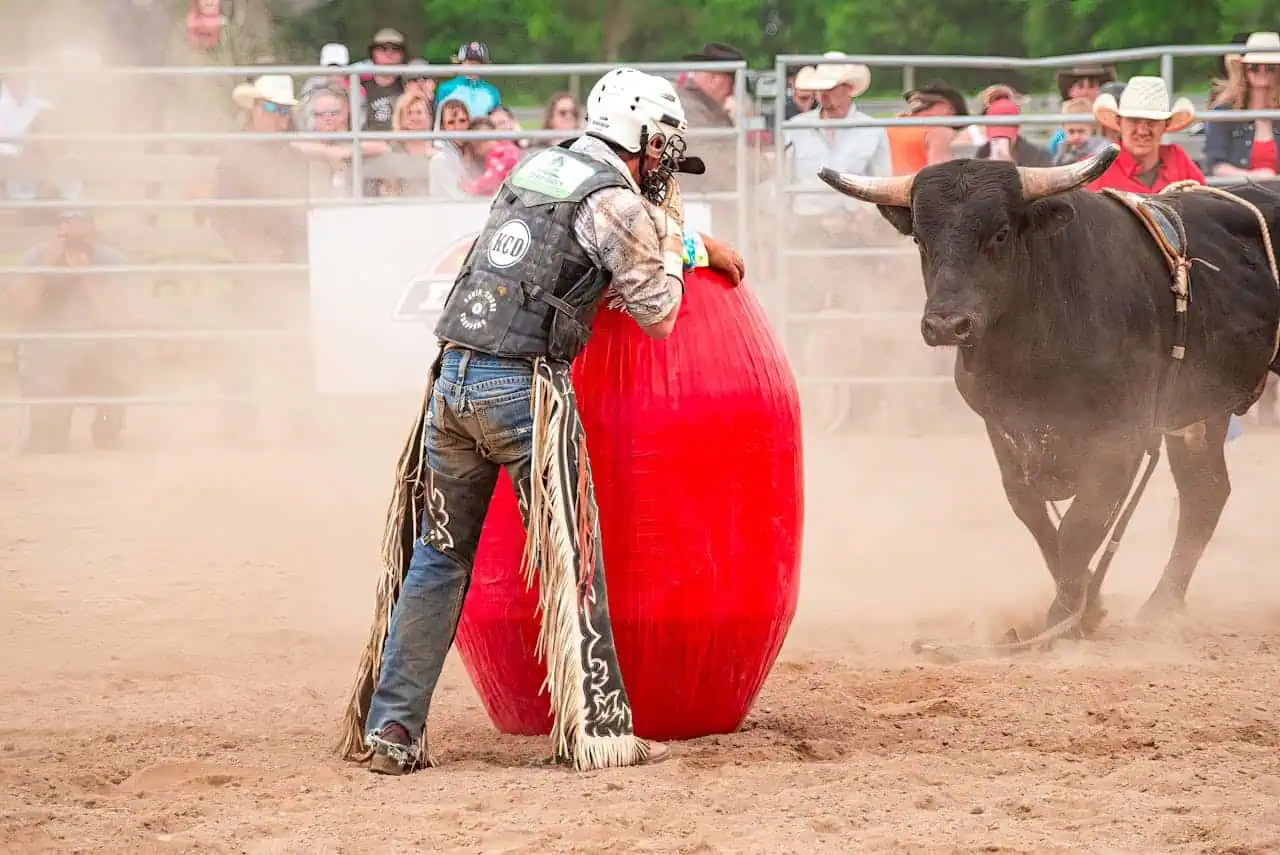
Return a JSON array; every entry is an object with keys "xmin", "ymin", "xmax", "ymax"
[{"xmin": 2, "ymin": 47, "xmax": 1280, "ymax": 450}]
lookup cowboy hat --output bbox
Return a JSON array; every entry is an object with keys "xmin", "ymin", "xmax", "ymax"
[
  {"xmin": 904, "ymin": 79, "xmax": 970, "ymax": 117},
  {"xmin": 808, "ymin": 54, "xmax": 871, "ymax": 97},
  {"xmin": 976, "ymin": 83, "xmax": 1030, "ymax": 109},
  {"xmin": 683, "ymin": 42, "xmax": 745, "ymax": 63},
  {"xmin": 1092, "ymin": 76, "xmax": 1195, "ymax": 134},
  {"xmin": 1229, "ymin": 31, "xmax": 1280, "ymax": 67},
  {"xmin": 793, "ymin": 65, "xmax": 820, "ymax": 90},
  {"xmin": 1055, "ymin": 63, "xmax": 1118, "ymax": 100},
  {"xmin": 232, "ymin": 74, "xmax": 298, "ymax": 109}
]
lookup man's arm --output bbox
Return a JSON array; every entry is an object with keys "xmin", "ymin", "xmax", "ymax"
[{"xmin": 576, "ymin": 187, "xmax": 682, "ymax": 339}]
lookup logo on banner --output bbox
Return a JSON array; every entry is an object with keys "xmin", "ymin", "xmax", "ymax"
[
  {"xmin": 486, "ymin": 219, "xmax": 531, "ymax": 269},
  {"xmin": 390, "ymin": 233, "xmax": 478, "ymax": 323}
]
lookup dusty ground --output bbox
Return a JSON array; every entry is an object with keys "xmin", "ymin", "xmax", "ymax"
[{"xmin": 4, "ymin": 412, "xmax": 1280, "ymax": 854}]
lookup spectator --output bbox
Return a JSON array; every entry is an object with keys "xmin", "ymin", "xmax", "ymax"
[
  {"xmin": 359, "ymin": 28, "xmax": 408, "ymax": 132},
  {"xmin": 1205, "ymin": 31, "xmax": 1280, "ymax": 180},
  {"xmin": 487, "ymin": 105, "xmax": 528, "ymax": 148},
  {"xmin": 300, "ymin": 44, "xmax": 364, "ymax": 131},
  {"xmin": 290, "ymin": 85, "xmax": 389, "ymax": 194},
  {"xmin": 1213, "ymin": 32, "xmax": 1255, "ymax": 90},
  {"xmin": 186, "ymin": 0, "xmax": 225, "ymax": 51},
  {"xmin": 211, "ymin": 75, "xmax": 314, "ymax": 446},
  {"xmin": 0, "ymin": 71, "xmax": 70, "ymax": 212},
  {"xmin": 960, "ymin": 84, "xmax": 1028, "ymax": 148},
  {"xmin": 528, "ymin": 92, "xmax": 579, "ymax": 149},
  {"xmin": 10, "ymin": 210, "xmax": 133, "ymax": 454},
  {"xmin": 1053, "ymin": 98, "xmax": 1110, "ymax": 165},
  {"xmin": 785, "ymin": 66, "xmax": 818, "ymax": 119},
  {"xmin": 426, "ymin": 97, "xmax": 478, "ymax": 199},
  {"xmin": 1086, "ymin": 76, "xmax": 1203, "ymax": 192},
  {"xmin": 460, "ymin": 116, "xmax": 522, "ymax": 196},
  {"xmin": 677, "ymin": 41, "xmax": 740, "ymax": 196},
  {"xmin": 974, "ymin": 96, "xmax": 1052, "ymax": 166},
  {"xmin": 783, "ymin": 59, "xmax": 890, "ymax": 221},
  {"xmin": 435, "ymin": 42, "xmax": 501, "ymax": 120},
  {"xmin": 1049, "ymin": 63, "xmax": 1117, "ymax": 156},
  {"xmin": 378, "ymin": 90, "xmax": 435, "ymax": 197},
  {"xmin": 404, "ymin": 59, "xmax": 436, "ymax": 105},
  {"xmin": 888, "ymin": 79, "xmax": 968, "ymax": 175}
]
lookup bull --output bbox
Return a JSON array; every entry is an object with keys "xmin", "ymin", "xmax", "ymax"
[{"xmin": 818, "ymin": 147, "xmax": 1280, "ymax": 650}]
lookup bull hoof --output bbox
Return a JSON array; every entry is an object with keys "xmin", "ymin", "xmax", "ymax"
[{"xmin": 1136, "ymin": 588, "xmax": 1187, "ymax": 625}]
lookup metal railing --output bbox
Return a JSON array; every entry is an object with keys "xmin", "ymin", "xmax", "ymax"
[
  {"xmin": 3, "ymin": 47, "xmax": 1279, "ymax": 444},
  {"xmin": 770, "ymin": 44, "xmax": 1280, "ymax": 432},
  {"xmin": 0, "ymin": 59, "xmax": 754, "ymax": 445}
]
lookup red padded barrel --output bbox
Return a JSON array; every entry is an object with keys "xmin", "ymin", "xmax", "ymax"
[{"xmin": 454, "ymin": 267, "xmax": 804, "ymax": 741}]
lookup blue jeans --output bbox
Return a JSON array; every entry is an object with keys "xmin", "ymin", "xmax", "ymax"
[{"xmin": 366, "ymin": 348, "xmax": 538, "ymax": 744}]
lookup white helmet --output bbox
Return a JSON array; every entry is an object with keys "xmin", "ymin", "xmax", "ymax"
[{"xmin": 584, "ymin": 68, "xmax": 688, "ymax": 155}]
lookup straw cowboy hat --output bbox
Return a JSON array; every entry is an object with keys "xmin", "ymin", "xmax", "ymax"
[
  {"xmin": 793, "ymin": 65, "xmax": 821, "ymax": 91},
  {"xmin": 808, "ymin": 52, "xmax": 871, "ymax": 97},
  {"xmin": 1055, "ymin": 63, "xmax": 1118, "ymax": 100},
  {"xmin": 232, "ymin": 74, "xmax": 299, "ymax": 110},
  {"xmin": 1092, "ymin": 76, "xmax": 1195, "ymax": 133},
  {"xmin": 1228, "ymin": 31, "xmax": 1280, "ymax": 70}
]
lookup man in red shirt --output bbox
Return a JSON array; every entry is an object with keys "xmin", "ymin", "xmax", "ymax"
[{"xmin": 1086, "ymin": 75, "xmax": 1204, "ymax": 193}]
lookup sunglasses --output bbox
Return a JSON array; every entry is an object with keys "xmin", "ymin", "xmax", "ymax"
[
  {"xmin": 260, "ymin": 100, "xmax": 291, "ymax": 115},
  {"xmin": 1247, "ymin": 64, "xmax": 1278, "ymax": 73},
  {"xmin": 373, "ymin": 43, "xmax": 404, "ymax": 52}
]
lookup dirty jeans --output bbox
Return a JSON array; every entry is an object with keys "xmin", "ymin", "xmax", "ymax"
[{"xmin": 366, "ymin": 348, "xmax": 538, "ymax": 744}]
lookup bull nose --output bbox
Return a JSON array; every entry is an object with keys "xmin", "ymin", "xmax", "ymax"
[{"xmin": 921, "ymin": 312, "xmax": 975, "ymax": 346}]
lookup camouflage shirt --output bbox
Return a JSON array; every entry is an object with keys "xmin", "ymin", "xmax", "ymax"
[{"xmin": 566, "ymin": 136, "xmax": 682, "ymax": 328}]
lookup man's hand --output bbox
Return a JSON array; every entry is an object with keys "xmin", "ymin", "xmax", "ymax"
[{"xmin": 704, "ymin": 234, "xmax": 745, "ymax": 287}]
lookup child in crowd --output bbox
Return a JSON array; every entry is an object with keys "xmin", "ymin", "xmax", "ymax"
[{"xmin": 1053, "ymin": 98, "xmax": 1110, "ymax": 165}]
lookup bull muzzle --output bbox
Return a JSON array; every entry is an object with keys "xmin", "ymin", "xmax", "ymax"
[
  {"xmin": 816, "ymin": 145, "xmax": 1121, "ymax": 207},
  {"xmin": 921, "ymin": 311, "xmax": 978, "ymax": 347}
]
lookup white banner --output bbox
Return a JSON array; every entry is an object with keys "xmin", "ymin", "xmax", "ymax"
[{"xmin": 306, "ymin": 200, "xmax": 712, "ymax": 395}]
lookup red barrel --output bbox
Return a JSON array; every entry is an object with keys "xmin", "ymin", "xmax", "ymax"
[{"xmin": 454, "ymin": 267, "xmax": 804, "ymax": 741}]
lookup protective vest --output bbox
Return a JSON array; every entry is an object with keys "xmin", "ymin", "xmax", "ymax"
[{"xmin": 434, "ymin": 145, "xmax": 632, "ymax": 362}]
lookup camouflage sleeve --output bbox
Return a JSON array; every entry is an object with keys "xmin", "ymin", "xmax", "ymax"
[{"xmin": 574, "ymin": 187, "xmax": 681, "ymax": 327}]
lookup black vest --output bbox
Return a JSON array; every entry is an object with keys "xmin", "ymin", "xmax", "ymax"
[{"xmin": 434, "ymin": 145, "xmax": 631, "ymax": 362}]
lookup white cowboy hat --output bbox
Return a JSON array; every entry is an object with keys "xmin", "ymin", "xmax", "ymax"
[
  {"xmin": 807, "ymin": 53, "xmax": 871, "ymax": 97},
  {"xmin": 1092, "ymin": 76, "xmax": 1195, "ymax": 133},
  {"xmin": 793, "ymin": 65, "xmax": 820, "ymax": 91},
  {"xmin": 1241, "ymin": 31, "xmax": 1280, "ymax": 65},
  {"xmin": 232, "ymin": 74, "xmax": 299, "ymax": 109},
  {"xmin": 319, "ymin": 43, "xmax": 350, "ymax": 67}
]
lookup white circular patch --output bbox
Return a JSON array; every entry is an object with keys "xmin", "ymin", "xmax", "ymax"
[
  {"xmin": 486, "ymin": 219, "xmax": 532, "ymax": 269},
  {"xmin": 459, "ymin": 288, "xmax": 499, "ymax": 330}
]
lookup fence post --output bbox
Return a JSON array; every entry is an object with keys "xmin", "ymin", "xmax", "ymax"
[
  {"xmin": 772, "ymin": 55, "xmax": 789, "ymax": 355},
  {"xmin": 348, "ymin": 70, "xmax": 364, "ymax": 197},
  {"xmin": 1160, "ymin": 52, "xmax": 1174, "ymax": 95}
]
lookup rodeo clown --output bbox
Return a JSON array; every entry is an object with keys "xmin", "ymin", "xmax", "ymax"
[{"xmin": 339, "ymin": 67, "xmax": 747, "ymax": 774}]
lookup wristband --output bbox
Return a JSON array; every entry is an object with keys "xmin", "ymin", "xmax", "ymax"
[
  {"xmin": 681, "ymin": 228, "xmax": 709, "ymax": 270},
  {"xmin": 663, "ymin": 249, "xmax": 685, "ymax": 280}
]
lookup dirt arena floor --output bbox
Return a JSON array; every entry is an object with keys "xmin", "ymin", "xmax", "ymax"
[{"xmin": 5, "ymin": 410, "xmax": 1280, "ymax": 854}]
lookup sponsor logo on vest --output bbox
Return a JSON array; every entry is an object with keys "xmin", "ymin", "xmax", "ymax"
[
  {"xmin": 459, "ymin": 288, "xmax": 499, "ymax": 330},
  {"xmin": 486, "ymin": 219, "xmax": 532, "ymax": 269}
]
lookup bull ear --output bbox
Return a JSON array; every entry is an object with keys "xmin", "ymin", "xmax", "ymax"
[
  {"xmin": 1023, "ymin": 198, "xmax": 1075, "ymax": 238},
  {"xmin": 879, "ymin": 204, "xmax": 914, "ymax": 236}
]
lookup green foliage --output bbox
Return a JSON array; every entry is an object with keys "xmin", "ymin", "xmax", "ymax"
[{"xmin": 268, "ymin": 0, "xmax": 1278, "ymax": 99}]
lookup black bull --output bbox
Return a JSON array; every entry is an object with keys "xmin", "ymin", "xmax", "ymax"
[{"xmin": 818, "ymin": 147, "xmax": 1280, "ymax": 640}]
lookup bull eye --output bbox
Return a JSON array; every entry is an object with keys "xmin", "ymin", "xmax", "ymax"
[{"xmin": 989, "ymin": 225, "xmax": 1010, "ymax": 248}]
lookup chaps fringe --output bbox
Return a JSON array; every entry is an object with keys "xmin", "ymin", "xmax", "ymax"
[
  {"xmin": 520, "ymin": 362, "xmax": 647, "ymax": 771},
  {"xmin": 337, "ymin": 383, "xmax": 432, "ymax": 768}
]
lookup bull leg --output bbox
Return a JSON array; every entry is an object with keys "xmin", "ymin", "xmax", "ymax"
[
  {"xmin": 1046, "ymin": 447, "xmax": 1145, "ymax": 633},
  {"xmin": 1139, "ymin": 414, "xmax": 1231, "ymax": 621},
  {"xmin": 985, "ymin": 421, "xmax": 1061, "ymax": 587}
]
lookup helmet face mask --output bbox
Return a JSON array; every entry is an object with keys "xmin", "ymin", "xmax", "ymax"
[{"xmin": 585, "ymin": 68, "xmax": 689, "ymax": 203}]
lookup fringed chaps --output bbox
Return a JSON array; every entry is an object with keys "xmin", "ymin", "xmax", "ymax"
[
  {"xmin": 337, "ymin": 355, "xmax": 649, "ymax": 772},
  {"xmin": 521, "ymin": 359, "xmax": 649, "ymax": 770}
]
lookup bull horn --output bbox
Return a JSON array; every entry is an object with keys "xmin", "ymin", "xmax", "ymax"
[
  {"xmin": 818, "ymin": 167, "xmax": 914, "ymax": 207},
  {"xmin": 1017, "ymin": 144, "xmax": 1121, "ymax": 201}
]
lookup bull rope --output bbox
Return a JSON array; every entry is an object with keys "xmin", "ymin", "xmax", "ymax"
[{"xmin": 915, "ymin": 181, "xmax": 1279, "ymax": 663}]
